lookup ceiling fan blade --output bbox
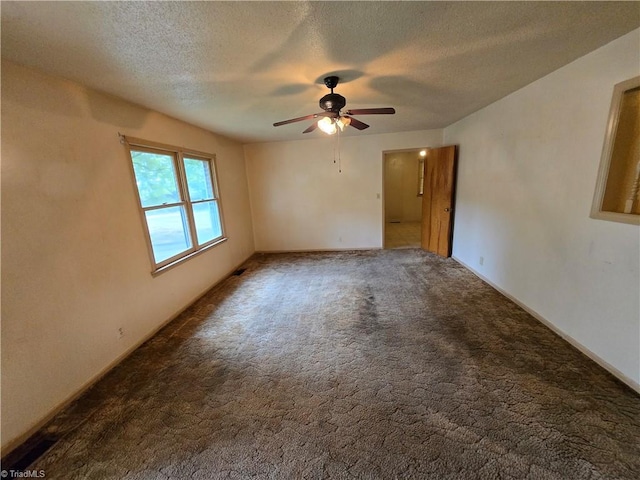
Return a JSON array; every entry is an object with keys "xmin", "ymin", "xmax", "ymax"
[
  {"xmin": 273, "ymin": 111, "xmax": 336, "ymax": 127},
  {"xmin": 346, "ymin": 116, "xmax": 369, "ymax": 130},
  {"xmin": 343, "ymin": 107, "xmax": 395, "ymax": 116},
  {"xmin": 303, "ymin": 123, "xmax": 318, "ymax": 134},
  {"xmin": 273, "ymin": 114, "xmax": 316, "ymax": 127}
]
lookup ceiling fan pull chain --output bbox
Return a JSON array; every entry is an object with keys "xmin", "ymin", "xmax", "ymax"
[{"xmin": 338, "ymin": 127, "xmax": 342, "ymax": 173}]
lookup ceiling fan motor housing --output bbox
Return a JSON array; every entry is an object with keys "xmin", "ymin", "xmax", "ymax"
[{"xmin": 319, "ymin": 93, "xmax": 346, "ymax": 113}]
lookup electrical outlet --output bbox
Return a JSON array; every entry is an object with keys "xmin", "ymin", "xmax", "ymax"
[
  {"xmin": 118, "ymin": 327, "xmax": 124, "ymax": 339},
  {"xmin": 479, "ymin": 256, "xmax": 484, "ymax": 266}
]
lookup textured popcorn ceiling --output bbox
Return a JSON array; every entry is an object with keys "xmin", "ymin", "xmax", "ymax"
[{"xmin": 2, "ymin": 1, "xmax": 639, "ymax": 143}]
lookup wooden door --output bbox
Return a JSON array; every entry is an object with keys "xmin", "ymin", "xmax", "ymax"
[{"xmin": 421, "ymin": 145, "xmax": 458, "ymax": 257}]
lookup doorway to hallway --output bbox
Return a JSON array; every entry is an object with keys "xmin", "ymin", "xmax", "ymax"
[{"xmin": 383, "ymin": 149, "xmax": 426, "ymax": 249}]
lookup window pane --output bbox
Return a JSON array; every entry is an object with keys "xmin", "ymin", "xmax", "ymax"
[
  {"xmin": 184, "ymin": 157, "xmax": 214, "ymax": 202},
  {"xmin": 145, "ymin": 206, "xmax": 192, "ymax": 263},
  {"xmin": 132, "ymin": 150, "xmax": 181, "ymax": 207},
  {"xmin": 193, "ymin": 200, "xmax": 222, "ymax": 244}
]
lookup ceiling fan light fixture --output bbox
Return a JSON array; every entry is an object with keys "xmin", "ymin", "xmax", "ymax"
[
  {"xmin": 318, "ymin": 116, "xmax": 337, "ymax": 135},
  {"xmin": 336, "ymin": 116, "xmax": 351, "ymax": 131}
]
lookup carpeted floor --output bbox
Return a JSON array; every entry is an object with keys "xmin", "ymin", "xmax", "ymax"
[{"xmin": 19, "ymin": 250, "xmax": 640, "ymax": 479}]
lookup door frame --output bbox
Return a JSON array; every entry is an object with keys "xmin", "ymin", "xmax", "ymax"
[{"xmin": 381, "ymin": 147, "xmax": 430, "ymax": 249}]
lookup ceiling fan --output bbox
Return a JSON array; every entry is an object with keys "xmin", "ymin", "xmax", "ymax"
[{"xmin": 273, "ymin": 76, "xmax": 396, "ymax": 135}]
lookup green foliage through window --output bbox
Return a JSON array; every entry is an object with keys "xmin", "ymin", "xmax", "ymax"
[
  {"xmin": 132, "ymin": 151, "xmax": 180, "ymax": 207},
  {"xmin": 184, "ymin": 158, "xmax": 214, "ymax": 201}
]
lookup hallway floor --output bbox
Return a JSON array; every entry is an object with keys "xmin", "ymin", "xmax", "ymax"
[{"xmin": 385, "ymin": 221, "xmax": 421, "ymax": 249}]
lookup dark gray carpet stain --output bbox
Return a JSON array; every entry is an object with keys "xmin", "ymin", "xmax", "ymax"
[{"xmin": 24, "ymin": 250, "xmax": 640, "ymax": 479}]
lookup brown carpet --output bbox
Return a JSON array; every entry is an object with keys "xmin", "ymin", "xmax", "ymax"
[{"xmin": 17, "ymin": 250, "xmax": 640, "ymax": 479}]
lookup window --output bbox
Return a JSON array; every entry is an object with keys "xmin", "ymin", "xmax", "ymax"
[
  {"xmin": 591, "ymin": 76, "xmax": 640, "ymax": 225},
  {"xmin": 125, "ymin": 137, "xmax": 225, "ymax": 272}
]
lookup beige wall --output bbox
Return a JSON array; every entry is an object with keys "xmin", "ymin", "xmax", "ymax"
[
  {"xmin": 445, "ymin": 29, "xmax": 640, "ymax": 389},
  {"xmin": 384, "ymin": 151, "xmax": 423, "ymax": 223},
  {"xmin": 245, "ymin": 130, "xmax": 442, "ymax": 251},
  {"xmin": 1, "ymin": 61, "xmax": 255, "ymax": 451}
]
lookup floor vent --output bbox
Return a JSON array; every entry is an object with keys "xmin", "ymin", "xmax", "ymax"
[
  {"xmin": 2, "ymin": 435, "xmax": 59, "ymax": 472},
  {"xmin": 232, "ymin": 268, "xmax": 246, "ymax": 276}
]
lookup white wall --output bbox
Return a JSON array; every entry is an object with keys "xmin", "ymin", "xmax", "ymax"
[
  {"xmin": 245, "ymin": 130, "xmax": 442, "ymax": 251},
  {"xmin": 384, "ymin": 152, "xmax": 423, "ymax": 223},
  {"xmin": 444, "ymin": 29, "xmax": 640, "ymax": 388},
  {"xmin": 1, "ymin": 61, "xmax": 255, "ymax": 452}
]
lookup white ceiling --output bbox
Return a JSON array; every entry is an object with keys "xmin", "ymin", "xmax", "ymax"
[{"xmin": 2, "ymin": 1, "xmax": 639, "ymax": 144}]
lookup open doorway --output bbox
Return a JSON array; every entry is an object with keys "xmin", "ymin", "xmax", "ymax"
[{"xmin": 383, "ymin": 149, "xmax": 427, "ymax": 249}]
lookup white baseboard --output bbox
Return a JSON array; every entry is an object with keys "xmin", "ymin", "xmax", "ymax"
[
  {"xmin": 256, "ymin": 247, "xmax": 382, "ymax": 253},
  {"xmin": 452, "ymin": 255, "xmax": 640, "ymax": 394}
]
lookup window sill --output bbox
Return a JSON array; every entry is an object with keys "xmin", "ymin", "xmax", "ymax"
[
  {"xmin": 590, "ymin": 211, "xmax": 640, "ymax": 225},
  {"xmin": 151, "ymin": 237, "xmax": 228, "ymax": 276}
]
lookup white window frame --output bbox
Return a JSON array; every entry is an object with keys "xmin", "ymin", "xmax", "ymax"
[{"xmin": 124, "ymin": 136, "xmax": 226, "ymax": 274}]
